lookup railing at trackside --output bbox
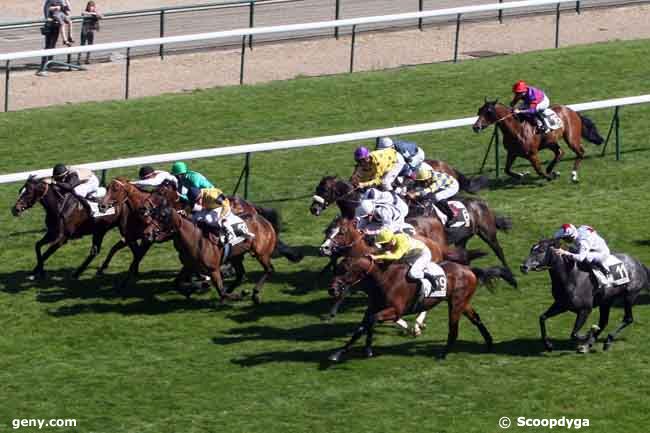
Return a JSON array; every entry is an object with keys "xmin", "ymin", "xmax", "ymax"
[
  {"xmin": 1, "ymin": 0, "xmax": 634, "ymax": 112},
  {"xmin": 1, "ymin": 94, "xmax": 648, "ymax": 198}
]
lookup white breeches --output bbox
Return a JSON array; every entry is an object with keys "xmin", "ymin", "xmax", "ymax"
[
  {"xmin": 382, "ymin": 153, "xmax": 406, "ymax": 191},
  {"xmin": 536, "ymin": 95, "xmax": 550, "ymax": 112},
  {"xmin": 408, "ymin": 148, "xmax": 425, "ymax": 169},
  {"xmin": 433, "ymin": 180, "xmax": 460, "ymax": 201},
  {"xmin": 74, "ymin": 174, "xmax": 100, "ymax": 198},
  {"xmin": 406, "ymin": 248, "xmax": 433, "ymax": 280},
  {"xmin": 584, "ymin": 250, "xmax": 610, "ymax": 267}
]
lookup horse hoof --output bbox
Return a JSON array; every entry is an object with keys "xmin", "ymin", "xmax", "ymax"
[
  {"xmin": 320, "ymin": 314, "xmax": 335, "ymax": 322},
  {"xmin": 544, "ymin": 341, "xmax": 554, "ymax": 352},
  {"xmin": 571, "ymin": 171, "xmax": 579, "ymax": 183},
  {"xmin": 364, "ymin": 348, "xmax": 374, "ymax": 358},
  {"xmin": 576, "ymin": 344, "xmax": 590, "ymax": 354},
  {"xmin": 95, "ymin": 269, "xmax": 105, "ymax": 277},
  {"xmin": 603, "ymin": 339, "xmax": 613, "ymax": 351},
  {"xmin": 328, "ymin": 351, "xmax": 343, "ymax": 363},
  {"xmin": 252, "ymin": 292, "xmax": 261, "ymax": 305},
  {"xmin": 411, "ymin": 325, "xmax": 422, "ymax": 338}
]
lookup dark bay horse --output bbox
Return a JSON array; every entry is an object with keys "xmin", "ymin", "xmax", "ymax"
[
  {"xmin": 146, "ymin": 205, "xmax": 277, "ymax": 304},
  {"xmin": 327, "ymin": 256, "xmax": 512, "ymax": 361},
  {"xmin": 472, "ymin": 100, "xmax": 604, "ymax": 182},
  {"xmin": 521, "ymin": 239, "xmax": 649, "ymax": 352},
  {"xmin": 11, "ymin": 175, "xmax": 120, "ymax": 279},
  {"xmin": 406, "ymin": 194, "xmax": 515, "ymax": 280}
]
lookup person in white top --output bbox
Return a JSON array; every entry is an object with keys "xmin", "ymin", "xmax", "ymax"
[
  {"xmin": 132, "ymin": 166, "xmax": 178, "ymax": 190},
  {"xmin": 553, "ymin": 223, "xmax": 612, "ymax": 288},
  {"xmin": 355, "ymin": 188, "xmax": 410, "ymax": 235}
]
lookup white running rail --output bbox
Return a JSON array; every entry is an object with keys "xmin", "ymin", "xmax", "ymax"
[{"xmin": 1, "ymin": 94, "xmax": 648, "ymax": 184}]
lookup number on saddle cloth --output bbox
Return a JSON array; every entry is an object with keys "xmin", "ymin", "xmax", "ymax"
[{"xmin": 603, "ymin": 256, "xmax": 630, "ymax": 286}]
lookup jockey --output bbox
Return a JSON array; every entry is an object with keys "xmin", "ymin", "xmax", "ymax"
[
  {"xmin": 553, "ymin": 223, "xmax": 612, "ymax": 289},
  {"xmin": 51, "ymin": 163, "xmax": 100, "ymax": 213},
  {"xmin": 407, "ymin": 163, "xmax": 459, "ymax": 227},
  {"xmin": 170, "ymin": 161, "xmax": 214, "ymax": 202},
  {"xmin": 510, "ymin": 80, "xmax": 551, "ymax": 133},
  {"xmin": 351, "ymin": 145, "xmax": 405, "ymax": 191},
  {"xmin": 355, "ymin": 188, "xmax": 410, "ymax": 235},
  {"xmin": 187, "ymin": 187, "xmax": 254, "ymax": 251},
  {"xmin": 131, "ymin": 165, "xmax": 178, "ymax": 191},
  {"xmin": 372, "ymin": 228, "xmax": 446, "ymax": 300},
  {"xmin": 377, "ymin": 136, "xmax": 426, "ymax": 179}
]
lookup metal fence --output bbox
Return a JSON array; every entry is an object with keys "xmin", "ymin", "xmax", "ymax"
[
  {"xmin": 3, "ymin": 0, "xmax": 650, "ymax": 112},
  {"xmin": 1, "ymin": 94, "xmax": 648, "ymax": 200}
]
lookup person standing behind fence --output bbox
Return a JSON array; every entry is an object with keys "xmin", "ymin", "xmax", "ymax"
[
  {"xmin": 39, "ymin": 0, "xmax": 62, "ymax": 75},
  {"xmin": 78, "ymin": 1, "xmax": 102, "ymax": 64},
  {"xmin": 45, "ymin": 0, "xmax": 74, "ymax": 46}
]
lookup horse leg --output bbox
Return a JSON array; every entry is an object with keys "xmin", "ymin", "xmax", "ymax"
[
  {"xmin": 572, "ymin": 308, "xmax": 593, "ymax": 353},
  {"xmin": 442, "ymin": 302, "xmax": 463, "ymax": 359},
  {"xmin": 30, "ymin": 232, "xmax": 57, "ymax": 279},
  {"xmin": 539, "ymin": 301, "xmax": 567, "ymax": 351},
  {"xmin": 328, "ymin": 310, "xmax": 373, "ymax": 362},
  {"xmin": 210, "ymin": 268, "xmax": 241, "ymax": 303},
  {"xmin": 463, "ymin": 304, "xmax": 493, "ymax": 351},
  {"xmin": 412, "ymin": 311, "xmax": 428, "ymax": 337},
  {"xmin": 603, "ymin": 298, "xmax": 634, "ymax": 351},
  {"xmin": 226, "ymin": 255, "xmax": 246, "ymax": 294},
  {"xmin": 564, "ymin": 128, "xmax": 585, "ymax": 183},
  {"xmin": 504, "ymin": 152, "xmax": 525, "ymax": 180},
  {"xmin": 72, "ymin": 230, "xmax": 106, "ymax": 279},
  {"xmin": 97, "ymin": 238, "xmax": 128, "ymax": 276},
  {"xmin": 477, "ymin": 229, "xmax": 510, "ymax": 271},
  {"xmin": 528, "ymin": 153, "xmax": 553, "ymax": 181},
  {"xmin": 583, "ymin": 302, "xmax": 612, "ymax": 350},
  {"xmin": 251, "ymin": 255, "xmax": 274, "ymax": 305},
  {"xmin": 117, "ymin": 241, "xmax": 147, "ymax": 290},
  {"xmin": 31, "ymin": 234, "xmax": 67, "ymax": 279},
  {"xmin": 544, "ymin": 142, "xmax": 564, "ymax": 177}
]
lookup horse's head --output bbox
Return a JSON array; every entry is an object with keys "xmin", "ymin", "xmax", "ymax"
[
  {"xmin": 12, "ymin": 175, "xmax": 47, "ymax": 216},
  {"xmin": 329, "ymin": 256, "xmax": 373, "ymax": 299},
  {"xmin": 310, "ymin": 176, "xmax": 339, "ymax": 216},
  {"xmin": 320, "ymin": 217, "xmax": 360, "ymax": 257},
  {"xmin": 142, "ymin": 203, "xmax": 175, "ymax": 243},
  {"xmin": 521, "ymin": 238, "xmax": 559, "ymax": 274},
  {"xmin": 99, "ymin": 177, "xmax": 130, "ymax": 212},
  {"xmin": 472, "ymin": 98, "xmax": 500, "ymax": 133}
]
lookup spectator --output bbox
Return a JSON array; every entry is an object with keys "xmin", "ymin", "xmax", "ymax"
[
  {"xmin": 45, "ymin": 0, "xmax": 74, "ymax": 46},
  {"xmin": 78, "ymin": 1, "xmax": 102, "ymax": 64},
  {"xmin": 38, "ymin": 0, "xmax": 62, "ymax": 75}
]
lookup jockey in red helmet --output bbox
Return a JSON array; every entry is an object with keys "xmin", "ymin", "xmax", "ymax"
[{"xmin": 510, "ymin": 80, "xmax": 552, "ymax": 133}]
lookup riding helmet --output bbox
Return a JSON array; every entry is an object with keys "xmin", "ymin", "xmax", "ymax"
[
  {"xmin": 415, "ymin": 165, "xmax": 433, "ymax": 181},
  {"xmin": 376, "ymin": 137, "xmax": 394, "ymax": 150},
  {"xmin": 375, "ymin": 228, "xmax": 395, "ymax": 245},
  {"xmin": 52, "ymin": 163, "xmax": 69, "ymax": 178},
  {"xmin": 354, "ymin": 146, "xmax": 370, "ymax": 161},
  {"xmin": 171, "ymin": 161, "xmax": 188, "ymax": 176},
  {"xmin": 512, "ymin": 80, "xmax": 528, "ymax": 93},
  {"xmin": 138, "ymin": 165, "xmax": 155, "ymax": 179}
]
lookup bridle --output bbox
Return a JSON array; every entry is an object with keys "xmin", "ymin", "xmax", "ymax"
[{"xmin": 331, "ymin": 257, "xmax": 375, "ymax": 297}]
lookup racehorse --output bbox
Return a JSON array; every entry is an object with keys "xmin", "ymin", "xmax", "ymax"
[
  {"xmin": 319, "ymin": 217, "xmax": 486, "ymax": 334},
  {"xmin": 521, "ymin": 238, "xmax": 649, "ymax": 352},
  {"xmin": 327, "ymin": 256, "xmax": 512, "ymax": 361},
  {"xmin": 472, "ymin": 100, "xmax": 604, "ymax": 183},
  {"xmin": 406, "ymin": 194, "xmax": 515, "ymax": 278},
  {"xmin": 11, "ymin": 175, "xmax": 120, "ymax": 279},
  {"xmin": 310, "ymin": 168, "xmax": 485, "ymax": 217},
  {"xmin": 145, "ymin": 204, "xmax": 278, "ymax": 304},
  {"xmin": 96, "ymin": 178, "xmax": 181, "ymax": 287}
]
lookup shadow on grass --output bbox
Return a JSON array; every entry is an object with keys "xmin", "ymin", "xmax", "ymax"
[
  {"xmin": 48, "ymin": 296, "xmax": 222, "ymax": 317},
  {"xmin": 227, "ymin": 337, "xmax": 580, "ymax": 368},
  {"xmin": 632, "ymin": 240, "xmax": 650, "ymax": 247},
  {"xmin": 2, "ymin": 228, "xmax": 46, "ymax": 238}
]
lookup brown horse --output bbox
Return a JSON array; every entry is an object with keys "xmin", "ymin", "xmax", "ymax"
[
  {"xmin": 472, "ymin": 100, "xmax": 604, "ymax": 182},
  {"xmin": 11, "ymin": 175, "xmax": 120, "ymax": 279},
  {"xmin": 145, "ymin": 205, "xmax": 277, "ymax": 304},
  {"xmin": 319, "ymin": 217, "xmax": 485, "ymax": 333},
  {"xmin": 327, "ymin": 256, "xmax": 512, "ymax": 361},
  {"xmin": 96, "ymin": 178, "xmax": 181, "ymax": 287}
]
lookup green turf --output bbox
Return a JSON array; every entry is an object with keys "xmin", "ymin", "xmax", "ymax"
[{"xmin": 1, "ymin": 39, "xmax": 650, "ymax": 433}]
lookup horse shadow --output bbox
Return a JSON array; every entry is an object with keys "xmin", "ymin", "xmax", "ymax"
[
  {"xmin": 244, "ymin": 268, "xmax": 332, "ymax": 296},
  {"xmin": 632, "ymin": 240, "xmax": 650, "ymax": 247},
  {"xmin": 224, "ymin": 295, "xmax": 367, "ymax": 323},
  {"xmin": 48, "ymin": 295, "xmax": 221, "ymax": 317}
]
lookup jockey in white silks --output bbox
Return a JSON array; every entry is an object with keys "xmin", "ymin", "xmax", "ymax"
[
  {"xmin": 355, "ymin": 188, "xmax": 411, "ymax": 235},
  {"xmin": 553, "ymin": 223, "xmax": 612, "ymax": 288},
  {"xmin": 131, "ymin": 165, "xmax": 178, "ymax": 190}
]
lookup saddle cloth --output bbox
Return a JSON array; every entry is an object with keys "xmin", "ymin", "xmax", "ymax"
[
  {"xmin": 542, "ymin": 109, "xmax": 563, "ymax": 131},
  {"xmin": 431, "ymin": 200, "xmax": 470, "ymax": 228},
  {"xmin": 423, "ymin": 262, "xmax": 447, "ymax": 298},
  {"xmin": 602, "ymin": 255, "xmax": 631, "ymax": 286}
]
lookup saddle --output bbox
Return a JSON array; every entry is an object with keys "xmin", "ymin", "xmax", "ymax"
[{"xmin": 428, "ymin": 200, "xmax": 470, "ymax": 229}]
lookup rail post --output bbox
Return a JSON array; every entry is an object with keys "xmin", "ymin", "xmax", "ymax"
[
  {"xmin": 124, "ymin": 48, "xmax": 131, "ymax": 100},
  {"xmin": 453, "ymin": 14, "xmax": 462, "ymax": 63},
  {"xmin": 349, "ymin": 25, "xmax": 357, "ymax": 73},
  {"xmin": 418, "ymin": 0, "xmax": 424, "ymax": 31},
  {"xmin": 249, "ymin": 1, "xmax": 255, "ymax": 49},
  {"xmin": 554, "ymin": 3, "xmax": 561, "ymax": 48},
  {"xmin": 498, "ymin": 0, "xmax": 503, "ymax": 23},
  {"xmin": 601, "ymin": 106, "xmax": 621, "ymax": 159},
  {"xmin": 232, "ymin": 152, "xmax": 252, "ymax": 199},
  {"xmin": 494, "ymin": 126, "xmax": 500, "ymax": 177},
  {"xmin": 479, "ymin": 128, "xmax": 495, "ymax": 174},
  {"xmin": 576, "ymin": 1, "xmax": 581, "ymax": 14},
  {"xmin": 4, "ymin": 60, "xmax": 9, "ymax": 112},
  {"xmin": 240, "ymin": 35, "xmax": 247, "ymax": 85},
  {"xmin": 159, "ymin": 10, "xmax": 165, "ymax": 59},
  {"xmin": 335, "ymin": 0, "xmax": 341, "ymax": 39},
  {"xmin": 101, "ymin": 169, "xmax": 108, "ymax": 187}
]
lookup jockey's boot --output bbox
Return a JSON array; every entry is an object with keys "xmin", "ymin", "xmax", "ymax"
[
  {"xmin": 417, "ymin": 278, "xmax": 432, "ymax": 304},
  {"xmin": 436, "ymin": 200, "xmax": 455, "ymax": 227},
  {"xmin": 235, "ymin": 222, "xmax": 255, "ymax": 242},
  {"xmin": 75, "ymin": 194, "xmax": 94, "ymax": 216},
  {"xmin": 535, "ymin": 115, "xmax": 550, "ymax": 134},
  {"xmin": 592, "ymin": 266, "xmax": 612, "ymax": 291}
]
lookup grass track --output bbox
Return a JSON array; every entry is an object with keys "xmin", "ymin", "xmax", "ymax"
[{"xmin": 1, "ymin": 39, "xmax": 650, "ymax": 433}]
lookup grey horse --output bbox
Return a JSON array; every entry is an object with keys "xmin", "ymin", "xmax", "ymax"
[{"xmin": 521, "ymin": 238, "xmax": 649, "ymax": 352}]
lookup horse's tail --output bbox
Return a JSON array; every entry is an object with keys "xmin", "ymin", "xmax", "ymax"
[
  {"xmin": 456, "ymin": 170, "xmax": 489, "ymax": 194},
  {"xmin": 472, "ymin": 266, "xmax": 518, "ymax": 289},
  {"xmin": 254, "ymin": 205, "xmax": 282, "ymax": 233},
  {"xmin": 274, "ymin": 239, "xmax": 304, "ymax": 263},
  {"xmin": 445, "ymin": 247, "xmax": 487, "ymax": 265},
  {"xmin": 579, "ymin": 114, "xmax": 604, "ymax": 145},
  {"xmin": 495, "ymin": 214, "xmax": 513, "ymax": 231}
]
